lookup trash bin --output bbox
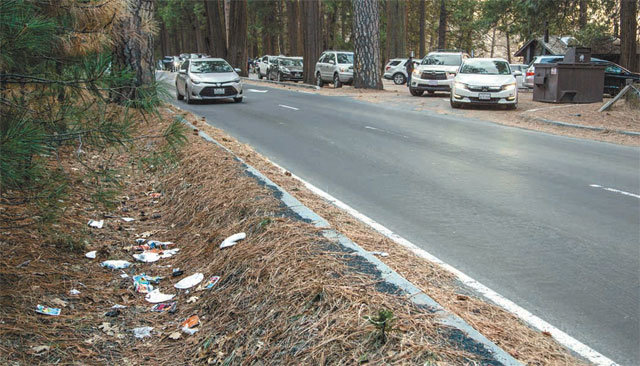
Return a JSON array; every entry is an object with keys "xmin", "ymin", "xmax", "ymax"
[{"xmin": 533, "ymin": 47, "xmax": 605, "ymax": 103}]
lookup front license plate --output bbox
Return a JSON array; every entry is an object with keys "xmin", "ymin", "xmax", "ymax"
[
  {"xmin": 478, "ymin": 92, "xmax": 491, "ymax": 100},
  {"xmin": 214, "ymin": 88, "xmax": 225, "ymax": 95},
  {"xmin": 427, "ymin": 80, "xmax": 438, "ymax": 86}
]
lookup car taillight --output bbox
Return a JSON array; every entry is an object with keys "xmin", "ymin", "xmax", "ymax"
[
  {"xmin": 386, "ymin": 66, "xmax": 390, "ymax": 70},
  {"xmin": 526, "ymin": 72, "xmax": 534, "ymax": 76}
]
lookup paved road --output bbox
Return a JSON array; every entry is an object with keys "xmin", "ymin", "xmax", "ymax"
[{"xmin": 160, "ymin": 73, "xmax": 640, "ymax": 365}]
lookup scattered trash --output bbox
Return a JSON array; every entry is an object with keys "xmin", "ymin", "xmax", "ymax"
[
  {"xmin": 151, "ymin": 302, "xmax": 177, "ymax": 313},
  {"xmin": 370, "ymin": 251, "xmax": 389, "ymax": 257},
  {"xmin": 140, "ymin": 231, "xmax": 153, "ymax": 238},
  {"xmin": 133, "ymin": 274, "xmax": 162, "ymax": 293},
  {"xmin": 35, "ymin": 304, "xmax": 60, "ymax": 316},
  {"xmin": 87, "ymin": 220, "xmax": 104, "ymax": 228},
  {"xmin": 132, "ymin": 326, "xmax": 153, "ymax": 339},
  {"xmin": 51, "ymin": 298, "xmax": 68, "ymax": 308},
  {"xmin": 220, "ymin": 232, "xmax": 246, "ymax": 249},
  {"xmin": 180, "ymin": 315, "xmax": 200, "ymax": 335},
  {"xmin": 172, "ymin": 268, "xmax": 184, "ymax": 277},
  {"xmin": 120, "ymin": 272, "xmax": 129, "ymax": 278},
  {"xmin": 104, "ymin": 309, "xmax": 120, "ymax": 317},
  {"xmin": 174, "ymin": 273, "xmax": 204, "ymax": 289},
  {"xmin": 197, "ymin": 276, "xmax": 220, "ymax": 291},
  {"xmin": 16, "ymin": 260, "xmax": 30, "ymax": 268},
  {"xmin": 136, "ymin": 238, "xmax": 146, "ymax": 244},
  {"xmin": 186, "ymin": 296, "xmax": 199, "ymax": 304},
  {"xmin": 101, "ymin": 260, "xmax": 131, "ymax": 269},
  {"xmin": 151, "ymin": 213, "xmax": 162, "ymax": 219},
  {"xmin": 69, "ymin": 289, "xmax": 81, "ymax": 295},
  {"xmin": 111, "ymin": 304, "xmax": 127, "ymax": 309},
  {"xmin": 31, "ymin": 345, "xmax": 50, "ymax": 356},
  {"xmin": 456, "ymin": 294, "xmax": 469, "ymax": 301},
  {"xmin": 121, "ymin": 217, "xmax": 135, "ymax": 222},
  {"xmin": 136, "ymin": 240, "xmax": 176, "ymax": 251},
  {"xmin": 85, "ymin": 250, "xmax": 97, "ymax": 259},
  {"xmin": 159, "ymin": 248, "xmax": 179, "ymax": 258},
  {"xmin": 150, "ymin": 193, "xmax": 162, "ymax": 199},
  {"xmin": 168, "ymin": 331, "xmax": 182, "ymax": 340},
  {"xmin": 145, "ymin": 289, "xmax": 175, "ymax": 303},
  {"xmin": 133, "ymin": 252, "xmax": 160, "ymax": 263}
]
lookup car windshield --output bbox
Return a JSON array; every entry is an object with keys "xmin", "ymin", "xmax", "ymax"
[
  {"xmin": 337, "ymin": 53, "xmax": 353, "ymax": 64},
  {"xmin": 460, "ymin": 60, "xmax": 510, "ymax": 75},
  {"xmin": 280, "ymin": 58, "xmax": 303, "ymax": 67},
  {"xmin": 190, "ymin": 60, "xmax": 233, "ymax": 73},
  {"xmin": 421, "ymin": 54, "xmax": 462, "ymax": 66}
]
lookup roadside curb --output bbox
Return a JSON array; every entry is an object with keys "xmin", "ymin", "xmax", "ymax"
[
  {"xmin": 520, "ymin": 113, "xmax": 640, "ymax": 136},
  {"xmin": 242, "ymin": 76, "xmax": 320, "ymax": 90},
  {"xmin": 171, "ymin": 107, "xmax": 522, "ymax": 366}
]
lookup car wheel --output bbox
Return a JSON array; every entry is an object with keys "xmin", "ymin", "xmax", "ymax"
[
  {"xmin": 185, "ymin": 87, "xmax": 192, "ymax": 104},
  {"xmin": 258, "ymin": 72, "xmax": 263, "ymax": 80},
  {"xmin": 450, "ymin": 95, "xmax": 461, "ymax": 108},
  {"xmin": 176, "ymin": 85, "xmax": 184, "ymax": 100},
  {"xmin": 427, "ymin": 91, "xmax": 435, "ymax": 95},
  {"xmin": 393, "ymin": 73, "xmax": 406, "ymax": 85},
  {"xmin": 506, "ymin": 102, "xmax": 517, "ymax": 110},
  {"xmin": 234, "ymin": 97, "xmax": 243, "ymax": 103},
  {"xmin": 316, "ymin": 73, "xmax": 324, "ymax": 87},
  {"xmin": 333, "ymin": 73, "xmax": 342, "ymax": 88},
  {"xmin": 409, "ymin": 87, "xmax": 424, "ymax": 97},
  {"xmin": 277, "ymin": 73, "xmax": 281, "ymax": 82}
]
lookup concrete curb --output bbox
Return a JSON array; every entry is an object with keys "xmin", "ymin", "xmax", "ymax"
[
  {"xmin": 242, "ymin": 76, "xmax": 320, "ymax": 90},
  {"xmin": 521, "ymin": 114, "xmax": 640, "ymax": 136},
  {"xmin": 172, "ymin": 109, "xmax": 521, "ymax": 366}
]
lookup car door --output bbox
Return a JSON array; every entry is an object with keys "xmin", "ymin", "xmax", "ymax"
[
  {"xmin": 316, "ymin": 53, "xmax": 326, "ymax": 79},
  {"xmin": 261, "ymin": 56, "xmax": 268, "ymax": 75},
  {"xmin": 324, "ymin": 53, "xmax": 336, "ymax": 80},
  {"xmin": 177, "ymin": 60, "xmax": 189, "ymax": 94}
]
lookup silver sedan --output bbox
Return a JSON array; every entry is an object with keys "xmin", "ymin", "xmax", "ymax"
[{"xmin": 175, "ymin": 58, "xmax": 243, "ymax": 104}]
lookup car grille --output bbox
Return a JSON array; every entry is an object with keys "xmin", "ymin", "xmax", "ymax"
[
  {"xmin": 421, "ymin": 71, "xmax": 447, "ymax": 80},
  {"xmin": 468, "ymin": 97, "xmax": 500, "ymax": 103},
  {"xmin": 199, "ymin": 86, "xmax": 236, "ymax": 97},
  {"xmin": 467, "ymin": 85, "xmax": 501, "ymax": 92}
]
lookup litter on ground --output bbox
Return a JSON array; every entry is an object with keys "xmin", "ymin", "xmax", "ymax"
[
  {"xmin": 69, "ymin": 289, "xmax": 81, "ymax": 295},
  {"xmin": 87, "ymin": 220, "xmax": 104, "ymax": 228},
  {"xmin": 85, "ymin": 250, "xmax": 97, "ymax": 259},
  {"xmin": 220, "ymin": 232, "xmax": 246, "ymax": 249},
  {"xmin": 150, "ymin": 193, "xmax": 162, "ymax": 198},
  {"xmin": 197, "ymin": 275, "xmax": 220, "ymax": 291},
  {"xmin": 101, "ymin": 260, "xmax": 131, "ymax": 269},
  {"xmin": 370, "ymin": 251, "xmax": 390, "ymax": 257},
  {"xmin": 121, "ymin": 217, "xmax": 135, "ymax": 222},
  {"xmin": 168, "ymin": 331, "xmax": 181, "ymax": 340},
  {"xmin": 131, "ymin": 326, "xmax": 153, "ymax": 339},
  {"xmin": 145, "ymin": 289, "xmax": 175, "ymax": 303},
  {"xmin": 104, "ymin": 309, "xmax": 120, "ymax": 317},
  {"xmin": 174, "ymin": 273, "xmax": 204, "ymax": 289},
  {"xmin": 30, "ymin": 345, "xmax": 50, "ymax": 356},
  {"xmin": 133, "ymin": 274, "xmax": 162, "ymax": 293},
  {"xmin": 186, "ymin": 296, "xmax": 199, "ymax": 304},
  {"xmin": 111, "ymin": 304, "xmax": 127, "ymax": 309},
  {"xmin": 180, "ymin": 315, "xmax": 200, "ymax": 335},
  {"xmin": 133, "ymin": 252, "xmax": 160, "ymax": 263},
  {"xmin": 151, "ymin": 302, "xmax": 177, "ymax": 313},
  {"xmin": 35, "ymin": 304, "xmax": 60, "ymax": 316},
  {"xmin": 172, "ymin": 268, "xmax": 184, "ymax": 277}
]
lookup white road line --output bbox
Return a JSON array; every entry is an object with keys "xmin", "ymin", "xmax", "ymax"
[
  {"xmin": 589, "ymin": 184, "xmax": 640, "ymax": 199},
  {"xmin": 297, "ymin": 90, "xmax": 315, "ymax": 95},
  {"xmin": 364, "ymin": 125, "xmax": 409, "ymax": 139},
  {"xmin": 265, "ymin": 159, "xmax": 619, "ymax": 366},
  {"xmin": 278, "ymin": 104, "xmax": 299, "ymax": 111},
  {"xmin": 248, "ymin": 89, "xmax": 268, "ymax": 93}
]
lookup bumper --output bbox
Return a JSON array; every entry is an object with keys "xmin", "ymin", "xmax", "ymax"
[
  {"xmin": 190, "ymin": 82, "xmax": 243, "ymax": 100},
  {"xmin": 410, "ymin": 77, "xmax": 453, "ymax": 91},
  {"xmin": 523, "ymin": 76, "xmax": 534, "ymax": 88},
  {"xmin": 383, "ymin": 72, "xmax": 393, "ymax": 80},
  {"xmin": 451, "ymin": 87, "xmax": 517, "ymax": 105},
  {"xmin": 338, "ymin": 71, "xmax": 353, "ymax": 83},
  {"xmin": 281, "ymin": 73, "xmax": 303, "ymax": 81}
]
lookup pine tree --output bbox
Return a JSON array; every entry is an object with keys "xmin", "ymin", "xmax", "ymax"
[{"xmin": 353, "ymin": 0, "xmax": 383, "ymax": 89}]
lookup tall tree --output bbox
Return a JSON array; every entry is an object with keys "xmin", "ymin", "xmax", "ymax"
[
  {"xmin": 620, "ymin": 0, "xmax": 638, "ymax": 72},
  {"xmin": 385, "ymin": 0, "xmax": 407, "ymax": 60},
  {"xmin": 353, "ymin": 0, "xmax": 382, "ymax": 89},
  {"xmin": 437, "ymin": 0, "xmax": 447, "ymax": 49},
  {"xmin": 204, "ymin": 0, "xmax": 227, "ymax": 58},
  {"xmin": 578, "ymin": 0, "xmax": 588, "ymax": 29},
  {"xmin": 227, "ymin": 0, "xmax": 248, "ymax": 75},
  {"xmin": 302, "ymin": 0, "xmax": 322, "ymax": 84},
  {"xmin": 419, "ymin": 0, "xmax": 426, "ymax": 57},
  {"xmin": 286, "ymin": 0, "xmax": 302, "ymax": 55},
  {"xmin": 111, "ymin": 0, "xmax": 155, "ymax": 103}
]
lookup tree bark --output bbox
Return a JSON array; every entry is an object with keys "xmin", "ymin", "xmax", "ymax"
[
  {"xmin": 204, "ymin": 0, "xmax": 227, "ymax": 58},
  {"xmin": 385, "ymin": 0, "xmax": 406, "ymax": 60},
  {"xmin": 287, "ymin": 0, "xmax": 301, "ymax": 55},
  {"xmin": 353, "ymin": 0, "xmax": 382, "ymax": 89},
  {"xmin": 437, "ymin": 0, "xmax": 446, "ymax": 50},
  {"xmin": 419, "ymin": 0, "xmax": 426, "ymax": 58},
  {"xmin": 228, "ymin": 0, "xmax": 248, "ymax": 76},
  {"xmin": 578, "ymin": 0, "xmax": 588, "ymax": 29},
  {"xmin": 620, "ymin": 0, "xmax": 638, "ymax": 72},
  {"xmin": 111, "ymin": 0, "xmax": 155, "ymax": 103},
  {"xmin": 302, "ymin": 0, "xmax": 322, "ymax": 84},
  {"xmin": 506, "ymin": 29, "xmax": 511, "ymax": 63},
  {"xmin": 490, "ymin": 27, "xmax": 496, "ymax": 57}
]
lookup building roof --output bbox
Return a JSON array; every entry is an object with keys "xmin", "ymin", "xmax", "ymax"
[{"xmin": 514, "ymin": 36, "xmax": 570, "ymax": 57}]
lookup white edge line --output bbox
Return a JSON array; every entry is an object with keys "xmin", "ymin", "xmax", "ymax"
[
  {"xmin": 278, "ymin": 104, "xmax": 299, "ymax": 111},
  {"xmin": 268, "ymin": 160, "xmax": 618, "ymax": 366},
  {"xmin": 589, "ymin": 184, "xmax": 640, "ymax": 199}
]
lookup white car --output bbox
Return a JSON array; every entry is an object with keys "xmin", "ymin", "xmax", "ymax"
[
  {"xmin": 509, "ymin": 64, "xmax": 528, "ymax": 88},
  {"xmin": 175, "ymin": 58, "xmax": 243, "ymax": 104},
  {"xmin": 450, "ymin": 58, "xmax": 519, "ymax": 110},
  {"xmin": 258, "ymin": 55, "xmax": 276, "ymax": 79},
  {"xmin": 409, "ymin": 51, "xmax": 469, "ymax": 96},
  {"xmin": 523, "ymin": 55, "xmax": 563, "ymax": 88},
  {"xmin": 383, "ymin": 58, "xmax": 408, "ymax": 85}
]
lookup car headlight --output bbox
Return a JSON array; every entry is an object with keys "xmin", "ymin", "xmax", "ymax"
[
  {"xmin": 446, "ymin": 72, "xmax": 456, "ymax": 79},
  {"xmin": 191, "ymin": 78, "xmax": 201, "ymax": 84},
  {"xmin": 454, "ymin": 82, "xmax": 467, "ymax": 90},
  {"xmin": 501, "ymin": 82, "xmax": 516, "ymax": 91},
  {"xmin": 232, "ymin": 78, "xmax": 241, "ymax": 83},
  {"xmin": 412, "ymin": 69, "xmax": 420, "ymax": 76}
]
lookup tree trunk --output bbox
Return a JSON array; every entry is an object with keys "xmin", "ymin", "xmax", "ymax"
[
  {"xmin": 352, "ymin": 0, "xmax": 382, "ymax": 89},
  {"xmin": 385, "ymin": 0, "xmax": 406, "ymax": 60},
  {"xmin": 111, "ymin": 0, "xmax": 155, "ymax": 103},
  {"xmin": 302, "ymin": 0, "xmax": 322, "ymax": 84},
  {"xmin": 620, "ymin": 0, "xmax": 638, "ymax": 72},
  {"xmin": 159, "ymin": 21, "xmax": 169, "ymax": 57},
  {"xmin": 287, "ymin": 0, "xmax": 301, "ymax": 55},
  {"xmin": 505, "ymin": 29, "xmax": 511, "ymax": 63},
  {"xmin": 437, "ymin": 0, "xmax": 446, "ymax": 50},
  {"xmin": 204, "ymin": 0, "xmax": 227, "ymax": 58},
  {"xmin": 579, "ymin": 0, "xmax": 587, "ymax": 29},
  {"xmin": 228, "ymin": 0, "xmax": 248, "ymax": 75},
  {"xmin": 419, "ymin": 0, "xmax": 426, "ymax": 58},
  {"xmin": 490, "ymin": 27, "xmax": 496, "ymax": 57}
]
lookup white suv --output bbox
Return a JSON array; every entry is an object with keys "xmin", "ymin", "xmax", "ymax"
[
  {"xmin": 315, "ymin": 51, "xmax": 354, "ymax": 88},
  {"xmin": 258, "ymin": 55, "xmax": 276, "ymax": 79},
  {"xmin": 383, "ymin": 58, "xmax": 408, "ymax": 85},
  {"xmin": 409, "ymin": 51, "xmax": 469, "ymax": 96}
]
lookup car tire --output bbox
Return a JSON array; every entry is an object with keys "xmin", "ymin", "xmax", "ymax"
[
  {"xmin": 506, "ymin": 102, "xmax": 517, "ymax": 110},
  {"xmin": 450, "ymin": 96, "xmax": 461, "ymax": 108},
  {"xmin": 427, "ymin": 91, "xmax": 435, "ymax": 95},
  {"xmin": 258, "ymin": 72, "xmax": 263, "ymax": 80},
  {"xmin": 176, "ymin": 85, "xmax": 184, "ymax": 100},
  {"xmin": 393, "ymin": 73, "xmax": 406, "ymax": 85},
  {"xmin": 333, "ymin": 73, "xmax": 342, "ymax": 88},
  {"xmin": 185, "ymin": 87, "xmax": 192, "ymax": 104},
  {"xmin": 234, "ymin": 97, "xmax": 243, "ymax": 103},
  {"xmin": 316, "ymin": 73, "xmax": 324, "ymax": 87},
  {"xmin": 409, "ymin": 87, "xmax": 424, "ymax": 97}
]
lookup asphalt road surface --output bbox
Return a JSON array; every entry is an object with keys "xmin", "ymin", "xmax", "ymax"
[{"xmin": 160, "ymin": 73, "xmax": 639, "ymax": 365}]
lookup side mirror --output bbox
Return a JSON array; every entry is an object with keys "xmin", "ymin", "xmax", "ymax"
[
  {"xmin": 179, "ymin": 69, "xmax": 186, "ymax": 74},
  {"xmin": 329, "ymin": 60, "xmax": 335, "ymax": 65},
  {"xmin": 234, "ymin": 68, "xmax": 241, "ymax": 73},
  {"xmin": 513, "ymin": 70, "xmax": 522, "ymax": 76}
]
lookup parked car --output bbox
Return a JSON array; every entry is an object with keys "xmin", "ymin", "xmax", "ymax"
[
  {"xmin": 175, "ymin": 58, "xmax": 243, "ymax": 104},
  {"xmin": 268, "ymin": 56, "xmax": 303, "ymax": 82},
  {"xmin": 162, "ymin": 56, "xmax": 180, "ymax": 72},
  {"xmin": 509, "ymin": 64, "xmax": 528, "ymax": 88},
  {"xmin": 383, "ymin": 58, "xmax": 408, "ymax": 85},
  {"xmin": 409, "ymin": 51, "xmax": 469, "ymax": 96},
  {"xmin": 315, "ymin": 51, "xmax": 354, "ymax": 88},
  {"xmin": 258, "ymin": 55, "xmax": 276, "ymax": 79},
  {"xmin": 450, "ymin": 58, "xmax": 519, "ymax": 110},
  {"xmin": 523, "ymin": 55, "xmax": 562, "ymax": 88}
]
